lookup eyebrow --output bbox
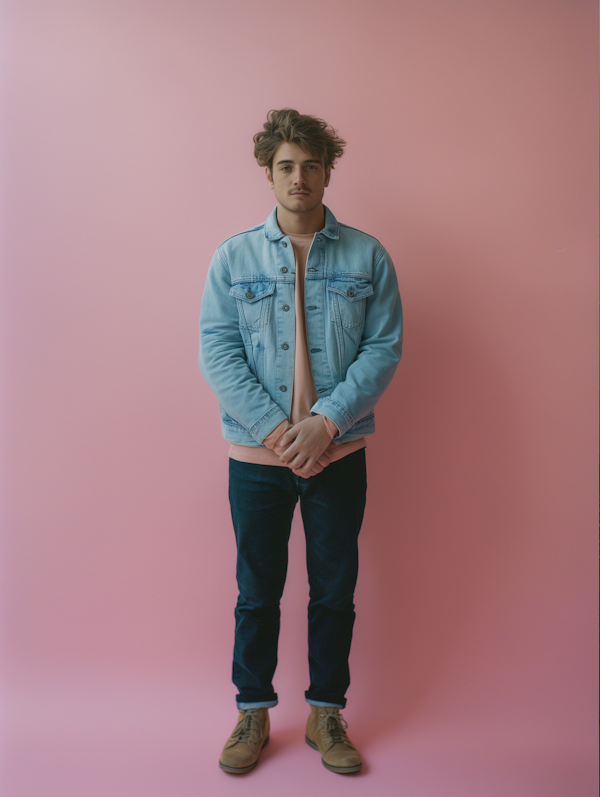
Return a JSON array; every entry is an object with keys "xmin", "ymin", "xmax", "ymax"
[{"xmin": 276, "ymin": 158, "xmax": 322, "ymax": 165}]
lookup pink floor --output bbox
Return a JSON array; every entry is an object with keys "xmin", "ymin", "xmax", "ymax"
[{"xmin": 3, "ymin": 676, "xmax": 597, "ymax": 797}]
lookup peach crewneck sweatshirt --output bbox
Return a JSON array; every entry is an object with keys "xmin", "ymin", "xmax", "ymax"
[{"xmin": 229, "ymin": 229, "xmax": 366, "ymax": 467}]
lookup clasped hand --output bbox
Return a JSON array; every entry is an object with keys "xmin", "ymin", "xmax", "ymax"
[{"xmin": 274, "ymin": 415, "xmax": 333, "ymax": 478}]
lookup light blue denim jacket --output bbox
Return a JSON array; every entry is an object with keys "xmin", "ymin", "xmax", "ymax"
[{"xmin": 198, "ymin": 205, "xmax": 403, "ymax": 447}]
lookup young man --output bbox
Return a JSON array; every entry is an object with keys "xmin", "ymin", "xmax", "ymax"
[{"xmin": 198, "ymin": 109, "xmax": 403, "ymax": 775}]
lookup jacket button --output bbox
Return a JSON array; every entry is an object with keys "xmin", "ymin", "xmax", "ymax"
[
  {"xmin": 246, "ymin": 291, "xmax": 254, "ymax": 299},
  {"xmin": 347, "ymin": 290, "xmax": 355, "ymax": 297},
  {"xmin": 282, "ymin": 241, "xmax": 288, "ymax": 247},
  {"xmin": 279, "ymin": 385, "xmax": 287, "ymax": 392},
  {"xmin": 317, "ymin": 237, "xmax": 321, "ymax": 241},
  {"xmin": 283, "ymin": 305, "xmax": 290, "ymax": 311},
  {"xmin": 281, "ymin": 343, "xmax": 289, "ymax": 350},
  {"xmin": 281, "ymin": 266, "xmax": 288, "ymax": 273}
]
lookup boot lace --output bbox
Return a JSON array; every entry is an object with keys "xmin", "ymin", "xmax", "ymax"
[
  {"xmin": 232, "ymin": 710, "xmax": 264, "ymax": 746},
  {"xmin": 318, "ymin": 711, "xmax": 350, "ymax": 746}
]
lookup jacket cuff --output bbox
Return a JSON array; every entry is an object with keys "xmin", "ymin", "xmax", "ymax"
[
  {"xmin": 262, "ymin": 419, "xmax": 292, "ymax": 449},
  {"xmin": 251, "ymin": 406, "xmax": 289, "ymax": 445},
  {"xmin": 311, "ymin": 398, "xmax": 353, "ymax": 438}
]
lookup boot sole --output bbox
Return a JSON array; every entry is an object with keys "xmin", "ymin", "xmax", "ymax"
[
  {"xmin": 219, "ymin": 736, "xmax": 269, "ymax": 774},
  {"xmin": 305, "ymin": 735, "xmax": 362, "ymax": 774}
]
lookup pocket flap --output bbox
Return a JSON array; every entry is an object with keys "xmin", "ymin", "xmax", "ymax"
[
  {"xmin": 327, "ymin": 279, "xmax": 374, "ymax": 301},
  {"xmin": 230, "ymin": 282, "xmax": 275, "ymax": 303}
]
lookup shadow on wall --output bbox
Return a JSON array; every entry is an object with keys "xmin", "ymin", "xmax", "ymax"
[{"xmin": 351, "ymin": 257, "xmax": 525, "ymax": 743}]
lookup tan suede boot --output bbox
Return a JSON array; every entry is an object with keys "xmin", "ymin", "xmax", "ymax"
[
  {"xmin": 219, "ymin": 708, "xmax": 270, "ymax": 774},
  {"xmin": 305, "ymin": 705, "xmax": 362, "ymax": 774}
]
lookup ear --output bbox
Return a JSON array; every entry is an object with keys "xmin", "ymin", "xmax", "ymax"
[
  {"xmin": 265, "ymin": 165, "xmax": 274, "ymax": 189},
  {"xmin": 324, "ymin": 165, "xmax": 332, "ymax": 188}
]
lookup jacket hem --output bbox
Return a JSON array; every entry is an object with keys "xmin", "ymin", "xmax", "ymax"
[{"xmin": 221, "ymin": 414, "xmax": 375, "ymax": 446}]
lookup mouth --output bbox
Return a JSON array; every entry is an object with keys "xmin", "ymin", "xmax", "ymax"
[{"xmin": 291, "ymin": 191, "xmax": 310, "ymax": 196}]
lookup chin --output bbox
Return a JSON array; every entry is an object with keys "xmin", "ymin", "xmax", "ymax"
[{"xmin": 293, "ymin": 200, "xmax": 319, "ymax": 212}]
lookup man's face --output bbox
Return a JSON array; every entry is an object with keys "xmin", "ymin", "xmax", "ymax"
[{"xmin": 266, "ymin": 141, "xmax": 331, "ymax": 216}]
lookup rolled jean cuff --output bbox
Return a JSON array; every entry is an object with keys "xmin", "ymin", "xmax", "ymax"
[
  {"xmin": 237, "ymin": 699, "xmax": 278, "ymax": 710},
  {"xmin": 306, "ymin": 698, "xmax": 344, "ymax": 708}
]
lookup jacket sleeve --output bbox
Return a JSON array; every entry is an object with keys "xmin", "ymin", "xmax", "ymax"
[
  {"xmin": 310, "ymin": 245, "xmax": 403, "ymax": 438},
  {"xmin": 198, "ymin": 248, "xmax": 288, "ymax": 443}
]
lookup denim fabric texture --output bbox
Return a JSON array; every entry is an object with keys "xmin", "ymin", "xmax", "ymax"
[
  {"xmin": 229, "ymin": 449, "xmax": 367, "ymax": 709},
  {"xmin": 198, "ymin": 205, "xmax": 403, "ymax": 447}
]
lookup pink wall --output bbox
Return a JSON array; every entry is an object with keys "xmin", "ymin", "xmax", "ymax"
[{"xmin": 1, "ymin": 1, "xmax": 597, "ymax": 795}]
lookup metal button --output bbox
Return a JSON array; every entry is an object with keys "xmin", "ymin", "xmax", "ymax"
[
  {"xmin": 279, "ymin": 385, "xmax": 287, "ymax": 392},
  {"xmin": 281, "ymin": 266, "xmax": 288, "ymax": 273},
  {"xmin": 347, "ymin": 290, "xmax": 355, "ymax": 297},
  {"xmin": 282, "ymin": 305, "xmax": 290, "ymax": 311},
  {"xmin": 317, "ymin": 237, "xmax": 321, "ymax": 241},
  {"xmin": 246, "ymin": 291, "xmax": 254, "ymax": 299},
  {"xmin": 282, "ymin": 241, "xmax": 287, "ymax": 247},
  {"xmin": 281, "ymin": 343, "xmax": 289, "ymax": 350}
]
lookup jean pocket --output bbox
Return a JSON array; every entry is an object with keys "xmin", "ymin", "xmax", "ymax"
[
  {"xmin": 327, "ymin": 278, "xmax": 373, "ymax": 329},
  {"xmin": 230, "ymin": 281, "xmax": 275, "ymax": 331}
]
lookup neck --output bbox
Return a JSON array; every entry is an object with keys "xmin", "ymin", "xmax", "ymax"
[{"xmin": 276, "ymin": 203, "xmax": 325, "ymax": 235}]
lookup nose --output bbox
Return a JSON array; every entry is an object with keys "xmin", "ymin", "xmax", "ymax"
[{"xmin": 292, "ymin": 167, "xmax": 306, "ymax": 185}]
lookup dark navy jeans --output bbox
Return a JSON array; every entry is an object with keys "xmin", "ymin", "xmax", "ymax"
[{"xmin": 228, "ymin": 448, "xmax": 367, "ymax": 710}]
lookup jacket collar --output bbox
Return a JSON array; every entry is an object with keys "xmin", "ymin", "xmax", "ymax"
[{"xmin": 264, "ymin": 204, "xmax": 340, "ymax": 241}]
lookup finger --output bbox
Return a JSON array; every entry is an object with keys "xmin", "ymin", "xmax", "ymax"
[
  {"xmin": 279, "ymin": 425, "xmax": 300, "ymax": 448},
  {"xmin": 278, "ymin": 441, "xmax": 304, "ymax": 464},
  {"xmin": 277, "ymin": 438, "xmax": 297, "ymax": 462},
  {"xmin": 297, "ymin": 458, "xmax": 322, "ymax": 474},
  {"xmin": 288, "ymin": 453, "xmax": 309, "ymax": 469},
  {"xmin": 289, "ymin": 448, "xmax": 313, "ymax": 468},
  {"xmin": 295, "ymin": 454, "xmax": 320, "ymax": 474},
  {"xmin": 303, "ymin": 442, "xmax": 332, "ymax": 472},
  {"xmin": 293, "ymin": 462, "xmax": 322, "ymax": 477}
]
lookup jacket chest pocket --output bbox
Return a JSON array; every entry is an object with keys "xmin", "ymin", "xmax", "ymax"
[
  {"xmin": 229, "ymin": 281, "xmax": 275, "ymax": 331},
  {"xmin": 327, "ymin": 278, "xmax": 374, "ymax": 329}
]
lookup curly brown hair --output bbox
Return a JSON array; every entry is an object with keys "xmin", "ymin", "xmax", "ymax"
[{"xmin": 253, "ymin": 108, "xmax": 346, "ymax": 173}]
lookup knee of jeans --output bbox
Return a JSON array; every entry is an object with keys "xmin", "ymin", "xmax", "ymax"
[
  {"xmin": 236, "ymin": 593, "xmax": 282, "ymax": 613},
  {"xmin": 308, "ymin": 592, "xmax": 355, "ymax": 613}
]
